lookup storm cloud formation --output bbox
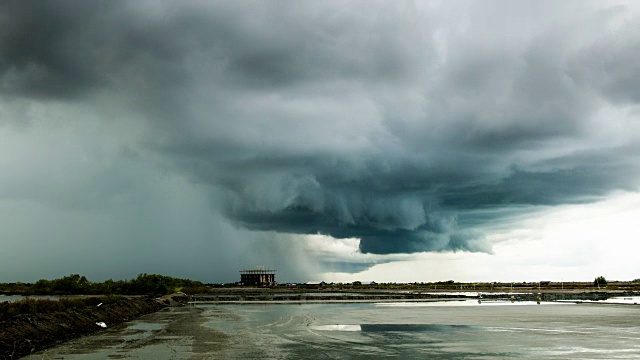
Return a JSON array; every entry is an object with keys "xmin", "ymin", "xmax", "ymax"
[{"xmin": 1, "ymin": 1, "xmax": 640, "ymax": 280}]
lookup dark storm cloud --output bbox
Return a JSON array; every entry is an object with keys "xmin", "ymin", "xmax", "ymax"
[
  {"xmin": 2, "ymin": 0, "xmax": 640, "ymax": 265},
  {"xmin": 0, "ymin": 1, "xmax": 115, "ymax": 98}
]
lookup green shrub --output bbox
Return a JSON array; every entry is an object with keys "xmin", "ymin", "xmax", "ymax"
[
  {"xmin": 2, "ymin": 274, "xmax": 204, "ymax": 296},
  {"xmin": 594, "ymin": 276, "xmax": 607, "ymax": 287},
  {"xmin": 180, "ymin": 286, "xmax": 211, "ymax": 295}
]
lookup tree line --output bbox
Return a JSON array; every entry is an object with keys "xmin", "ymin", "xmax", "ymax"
[{"xmin": 0, "ymin": 274, "xmax": 207, "ymax": 296}]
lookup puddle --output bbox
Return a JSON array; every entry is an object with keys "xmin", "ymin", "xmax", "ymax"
[
  {"xmin": 122, "ymin": 322, "xmax": 166, "ymax": 341},
  {"xmin": 113, "ymin": 343, "xmax": 192, "ymax": 360},
  {"xmin": 203, "ymin": 320, "xmax": 239, "ymax": 334},
  {"xmin": 126, "ymin": 322, "xmax": 166, "ymax": 331}
]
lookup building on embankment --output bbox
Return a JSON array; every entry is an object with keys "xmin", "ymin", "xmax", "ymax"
[{"xmin": 240, "ymin": 267, "xmax": 276, "ymax": 287}]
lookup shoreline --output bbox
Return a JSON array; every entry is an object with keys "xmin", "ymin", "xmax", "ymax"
[{"xmin": 189, "ymin": 289, "xmax": 640, "ymax": 304}]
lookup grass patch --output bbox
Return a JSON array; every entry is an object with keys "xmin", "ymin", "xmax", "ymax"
[{"xmin": 0, "ymin": 295, "xmax": 126, "ymax": 322}]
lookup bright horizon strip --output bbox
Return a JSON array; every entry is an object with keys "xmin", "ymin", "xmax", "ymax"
[{"xmin": 316, "ymin": 191, "xmax": 640, "ymax": 283}]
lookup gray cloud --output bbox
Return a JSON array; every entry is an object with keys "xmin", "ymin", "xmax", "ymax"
[
  {"xmin": 567, "ymin": 25, "xmax": 640, "ymax": 104},
  {"xmin": 1, "ymin": 1, "xmax": 640, "ymax": 281}
]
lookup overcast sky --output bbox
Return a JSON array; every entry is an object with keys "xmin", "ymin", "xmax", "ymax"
[{"xmin": 1, "ymin": 0, "xmax": 639, "ymax": 283}]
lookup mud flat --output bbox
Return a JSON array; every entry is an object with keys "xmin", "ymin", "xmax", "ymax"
[
  {"xmin": 23, "ymin": 301, "xmax": 640, "ymax": 359},
  {"xmin": 24, "ymin": 307, "xmax": 235, "ymax": 359}
]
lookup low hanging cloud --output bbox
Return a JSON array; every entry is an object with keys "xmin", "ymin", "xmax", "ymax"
[{"xmin": 2, "ymin": 1, "xmax": 640, "ymax": 281}]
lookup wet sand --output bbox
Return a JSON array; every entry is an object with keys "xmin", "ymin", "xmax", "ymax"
[
  {"xmin": 25, "ymin": 305, "xmax": 285, "ymax": 359},
  {"xmin": 25, "ymin": 307, "xmax": 230, "ymax": 359}
]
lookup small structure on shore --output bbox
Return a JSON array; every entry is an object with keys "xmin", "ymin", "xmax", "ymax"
[{"xmin": 240, "ymin": 267, "xmax": 276, "ymax": 287}]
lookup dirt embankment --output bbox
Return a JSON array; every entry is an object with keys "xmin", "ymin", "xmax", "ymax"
[{"xmin": 0, "ymin": 295, "xmax": 186, "ymax": 360}]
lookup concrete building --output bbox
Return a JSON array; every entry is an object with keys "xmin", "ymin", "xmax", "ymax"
[{"xmin": 240, "ymin": 268, "xmax": 276, "ymax": 287}]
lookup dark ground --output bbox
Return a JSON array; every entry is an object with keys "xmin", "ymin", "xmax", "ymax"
[{"xmin": 0, "ymin": 296, "xmax": 182, "ymax": 360}]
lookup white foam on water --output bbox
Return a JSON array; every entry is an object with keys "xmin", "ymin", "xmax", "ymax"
[
  {"xmin": 542, "ymin": 346, "xmax": 640, "ymax": 357},
  {"xmin": 310, "ymin": 324, "xmax": 362, "ymax": 331}
]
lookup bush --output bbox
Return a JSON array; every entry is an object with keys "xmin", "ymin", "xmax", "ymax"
[
  {"xmin": 180, "ymin": 286, "xmax": 211, "ymax": 295},
  {"xmin": 594, "ymin": 276, "xmax": 607, "ymax": 287}
]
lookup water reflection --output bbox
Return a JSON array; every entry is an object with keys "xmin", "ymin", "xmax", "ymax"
[
  {"xmin": 24, "ymin": 301, "xmax": 640, "ymax": 359},
  {"xmin": 311, "ymin": 324, "xmax": 479, "ymax": 332}
]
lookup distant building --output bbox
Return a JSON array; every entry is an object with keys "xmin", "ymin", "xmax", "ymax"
[
  {"xmin": 305, "ymin": 281, "xmax": 326, "ymax": 288},
  {"xmin": 240, "ymin": 267, "xmax": 276, "ymax": 287}
]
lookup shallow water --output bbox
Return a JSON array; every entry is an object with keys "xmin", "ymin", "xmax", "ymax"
[
  {"xmin": 28, "ymin": 301, "xmax": 640, "ymax": 359},
  {"xmin": 559, "ymin": 296, "xmax": 640, "ymax": 305},
  {"xmin": 199, "ymin": 302, "xmax": 640, "ymax": 359}
]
